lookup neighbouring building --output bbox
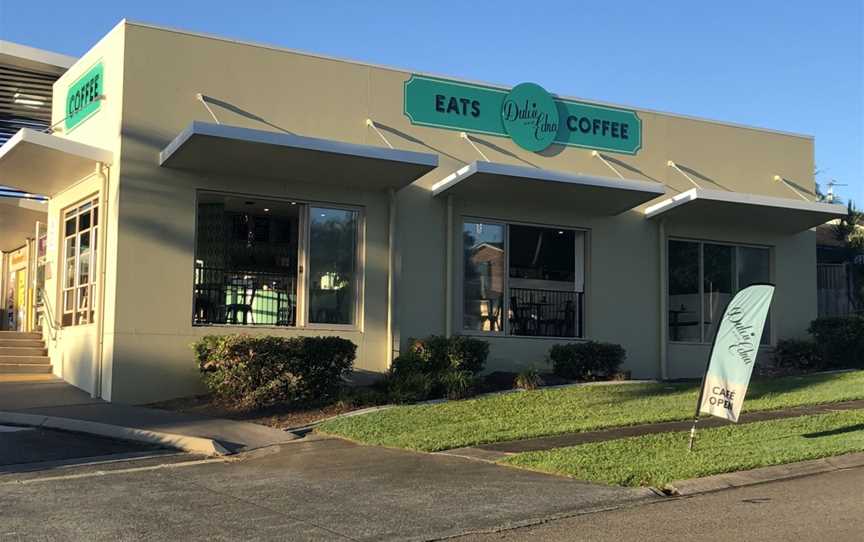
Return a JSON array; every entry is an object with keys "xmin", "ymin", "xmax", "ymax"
[
  {"xmin": 0, "ymin": 21, "xmax": 846, "ymax": 403},
  {"xmin": 1, "ymin": 41, "xmax": 74, "ymax": 335}
]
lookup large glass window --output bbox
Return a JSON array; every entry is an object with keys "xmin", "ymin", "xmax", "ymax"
[
  {"xmin": 463, "ymin": 223, "xmax": 505, "ymax": 332},
  {"xmin": 308, "ymin": 207, "xmax": 358, "ymax": 326},
  {"xmin": 61, "ymin": 197, "xmax": 99, "ymax": 326},
  {"xmin": 703, "ymin": 243, "xmax": 734, "ymax": 340},
  {"xmin": 463, "ymin": 220, "xmax": 585, "ymax": 338},
  {"xmin": 668, "ymin": 240, "xmax": 770, "ymax": 344},
  {"xmin": 668, "ymin": 240, "xmax": 700, "ymax": 342},
  {"xmin": 193, "ymin": 193, "xmax": 361, "ymax": 328}
]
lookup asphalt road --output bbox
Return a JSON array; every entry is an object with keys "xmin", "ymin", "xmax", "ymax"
[
  {"xmin": 453, "ymin": 466, "xmax": 864, "ymax": 542},
  {"xmin": 0, "ymin": 424, "xmax": 164, "ymax": 470},
  {"xmin": 1, "ymin": 432, "xmax": 861, "ymax": 541},
  {"xmin": 0, "ymin": 436, "xmax": 650, "ymax": 541}
]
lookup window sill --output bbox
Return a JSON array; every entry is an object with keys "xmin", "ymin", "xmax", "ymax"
[
  {"xmin": 460, "ymin": 330, "xmax": 587, "ymax": 341},
  {"xmin": 192, "ymin": 323, "xmax": 362, "ymax": 333},
  {"xmin": 668, "ymin": 340, "xmax": 774, "ymax": 348}
]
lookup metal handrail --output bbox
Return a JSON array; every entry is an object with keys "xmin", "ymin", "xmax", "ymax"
[{"xmin": 37, "ymin": 288, "xmax": 59, "ymax": 342}]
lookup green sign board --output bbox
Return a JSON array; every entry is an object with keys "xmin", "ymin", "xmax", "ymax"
[
  {"xmin": 404, "ymin": 74, "xmax": 642, "ymax": 154},
  {"xmin": 65, "ymin": 62, "xmax": 103, "ymax": 131}
]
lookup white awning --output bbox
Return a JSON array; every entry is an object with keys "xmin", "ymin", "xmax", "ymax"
[
  {"xmin": 645, "ymin": 188, "xmax": 846, "ymax": 233},
  {"xmin": 159, "ymin": 122, "xmax": 439, "ymax": 191},
  {"xmin": 431, "ymin": 161, "xmax": 665, "ymax": 215},
  {"xmin": 0, "ymin": 129, "xmax": 113, "ymax": 197},
  {"xmin": 0, "ymin": 197, "xmax": 47, "ymax": 252}
]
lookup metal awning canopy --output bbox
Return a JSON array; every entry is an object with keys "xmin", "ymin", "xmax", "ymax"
[
  {"xmin": 159, "ymin": 122, "xmax": 439, "ymax": 191},
  {"xmin": 645, "ymin": 188, "xmax": 847, "ymax": 233},
  {"xmin": 431, "ymin": 161, "xmax": 665, "ymax": 215},
  {"xmin": 0, "ymin": 197, "xmax": 47, "ymax": 252},
  {"xmin": 0, "ymin": 129, "xmax": 113, "ymax": 197}
]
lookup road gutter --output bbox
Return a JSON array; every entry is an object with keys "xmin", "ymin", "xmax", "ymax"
[{"xmin": 663, "ymin": 452, "xmax": 864, "ymax": 496}]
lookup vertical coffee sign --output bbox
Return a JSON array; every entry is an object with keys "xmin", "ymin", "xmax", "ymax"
[{"xmin": 65, "ymin": 62, "xmax": 103, "ymax": 131}]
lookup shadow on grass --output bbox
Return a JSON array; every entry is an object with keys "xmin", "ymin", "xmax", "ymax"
[
  {"xmin": 803, "ymin": 423, "xmax": 864, "ymax": 439},
  {"xmin": 746, "ymin": 373, "xmax": 845, "ymax": 401}
]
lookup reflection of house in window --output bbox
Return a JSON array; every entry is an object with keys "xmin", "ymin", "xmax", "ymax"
[
  {"xmin": 463, "ymin": 223, "xmax": 505, "ymax": 332},
  {"xmin": 469, "ymin": 242, "xmax": 504, "ymax": 297},
  {"xmin": 463, "ymin": 221, "xmax": 584, "ymax": 337}
]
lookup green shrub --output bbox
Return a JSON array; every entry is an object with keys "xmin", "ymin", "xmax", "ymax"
[
  {"xmin": 808, "ymin": 316, "xmax": 864, "ymax": 369},
  {"xmin": 385, "ymin": 371, "xmax": 435, "ymax": 404},
  {"xmin": 514, "ymin": 367, "xmax": 544, "ymax": 390},
  {"xmin": 773, "ymin": 339, "xmax": 824, "ymax": 372},
  {"xmin": 439, "ymin": 370, "xmax": 477, "ymax": 400},
  {"xmin": 389, "ymin": 348, "xmax": 427, "ymax": 376},
  {"xmin": 404, "ymin": 335, "xmax": 490, "ymax": 375},
  {"xmin": 384, "ymin": 335, "xmax": 490, "ymax": 402},
  {"xmin": 548, "ymin": 341, "xmax": 626, "ymax": 380},
  {"xmin": 192, "ymin": 334, "xmax": 356, "ymax": 409}
]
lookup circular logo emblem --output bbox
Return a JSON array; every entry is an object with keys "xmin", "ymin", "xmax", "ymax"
[{"xmin": 501, "ymin": 82, "xmax": 559, "ymax": 152}]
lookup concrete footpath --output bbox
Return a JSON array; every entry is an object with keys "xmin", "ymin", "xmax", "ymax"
[{"xmin": 0, "ymin": 377, "xmax": 298, "ymax": 454}]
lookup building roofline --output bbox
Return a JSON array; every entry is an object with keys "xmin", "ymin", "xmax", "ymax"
[
  {"xmin": 0, "ymin": 40, "xmax": 76, "ymax": 72},
  {"xmin": 122, "ymin": 19, "xmax": 814, "ymax": 141}
]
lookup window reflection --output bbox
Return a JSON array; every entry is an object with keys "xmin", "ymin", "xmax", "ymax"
[
  {"xmin": 308, "ymin": 207, "xmax": 358, "ymax": 325},
  {"xmin": 463, "ymin": 222, "xmax": 504, "ymax": 332},
  {"xmin": 668, "ymin": 240, "xmax": 700, "ymax": 342}
]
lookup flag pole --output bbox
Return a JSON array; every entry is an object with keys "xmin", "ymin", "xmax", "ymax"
[
  {"xmin": 687, "ymin": 297, "xmax": 730, "ymax": 452},
  {"xmin": 687, "ymin": 363, "xmax": 708, "ymax": 451}
]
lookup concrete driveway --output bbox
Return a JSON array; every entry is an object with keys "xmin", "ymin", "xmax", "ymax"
[
  {"xmin": 0, "ymin": 377, "xmax": 655, "ymax": 540},
  {"xmin": 1, "ymin": 436, "xmax": 655, "ymax": 541},
  {"xmin": 0, "ymin": 377, "xmax": 298, "ymax": 453}
]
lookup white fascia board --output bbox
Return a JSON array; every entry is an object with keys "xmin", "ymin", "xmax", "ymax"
[
  {"xmin": 431, "ymin": 160, "xmax": 666, "ymax": 197},
  {"xmin": 159, "ymin": 121, "xmax": 438, "ymax": 169},
  {"xmin": 644, "ymin": 188, "xmax": 847, "ymax": 219},
  {"xmin": 0, "ymin": 40, "xmax": 76, "ymax": 70},
  {"xmin": 0, "ymin": 128, "xmax": 114, "ymax": 165}
]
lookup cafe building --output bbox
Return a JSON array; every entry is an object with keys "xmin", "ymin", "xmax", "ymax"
[{"xmin": 0, "ymin": 20, "xmax": 845, "ymax": 403}]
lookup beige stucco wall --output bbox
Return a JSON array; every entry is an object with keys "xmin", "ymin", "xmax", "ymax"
[
  {"xmin": 44, "ymin": 23, "xmax": 125, "ymax": 398},
  {"xmin": 44, "ymin": 173, "xmax": 103, "ymax": 394},
  {"xmin": 43, "ymin": 21, "xmax": 817, "ymax": 402}
]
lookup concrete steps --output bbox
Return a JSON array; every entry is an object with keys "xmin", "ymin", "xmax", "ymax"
[
  {"xmin": 0, "ymin": 347, "xmax": 48, "ymax": 356},
  {"xmin": 0, "ymin": 332, "xmax": 51, "ymax": 374},
  {"xmin": 0, "ymin": 331, "xmax": 41, "ymax": 339},
  {"xmin": 0, "ymin": 339, "xmax": 44, "ymax": 348}
]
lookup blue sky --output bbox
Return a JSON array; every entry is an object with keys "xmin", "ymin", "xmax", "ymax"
[{"xmin": 2, "ymin": 1, "xmax": 861, "ymax": 202}]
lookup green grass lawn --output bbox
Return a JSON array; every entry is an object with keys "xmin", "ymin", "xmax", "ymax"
[
  {"xmin": 503, "ymin": 409, "xmax": 864, "ymax": 487},
  {"xmin": 317, "ymin": 370, "xmax": 864, "ymax": 452}
]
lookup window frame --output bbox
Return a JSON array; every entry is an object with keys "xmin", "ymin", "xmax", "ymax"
[
  {"xmin": 191, "ymin": 191, "xmax": 365, "ymax": 332},
  {"xmin": 458, "ymin": 216, "xmax": 588, "ymax": 340},
  {"xmin": 60, "ymin": 195, "xmax": 100, "ymax": 328},
  {"xmin": 303, "ymin": 203, "xmax": 365, "ymax": 331},
  {"xmin": 667, "ymin": 237, "xmax": 773, "ymax": 346}
]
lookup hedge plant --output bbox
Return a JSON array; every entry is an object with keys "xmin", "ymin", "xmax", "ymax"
[
  {"xmin": 384, "ymin": 335, "xmax": 489, "ymax": 402},
  {"xmin": 808, "ymin": 316, "xmax": 864, "ymax": 369},
  {"xmin": 192, "ymin": 334, "xmax": 356, "ymax": 409},
  {"xmin": 772, "ymin": 339, "xmax": 824, "ymax": 373},
  {"xmin": 548, "ymin": 341, "xmax": 626, "ymax": 380}
]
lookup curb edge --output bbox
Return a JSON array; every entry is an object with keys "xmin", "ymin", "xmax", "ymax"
[{"xmin": 0, "ymin": 411, "xmax": 231, "ymax": 457}]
